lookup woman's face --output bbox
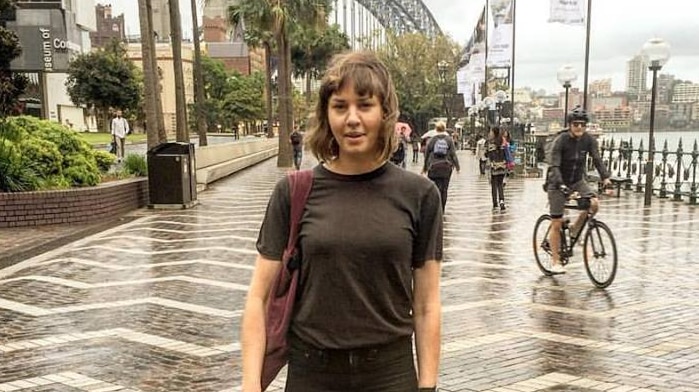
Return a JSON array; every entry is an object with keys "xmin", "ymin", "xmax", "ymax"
[{"xmin": 327, "ymin": 83, "xmax": 384, "ymax": 160}]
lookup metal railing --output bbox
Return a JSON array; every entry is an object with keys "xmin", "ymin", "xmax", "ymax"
[{"xmin": 519, "ymin": 136, "xmax": 699, "ymax": 205}]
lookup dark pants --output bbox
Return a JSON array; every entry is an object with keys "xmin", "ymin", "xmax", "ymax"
[
  {"xmin": 479, "ymin": 159, "xmax": 487, "ymax": 175},
  {"xmin": 491, "ymin": 173, "xmax": 505, "ymax": 206},
  {"xmin": 412, "ymin": 149, "xmax": 419, "ymax": 163},
  {"xmin": 293, "ymin": 149, "xmax": 303, "ymax": 170},
  {"xmin": 286, "ymin": 335, "xmax": 417, "ymax": 392},
  {"xmin": 429, "ymin": 175, "xmax": 451, "ymax": 211}
]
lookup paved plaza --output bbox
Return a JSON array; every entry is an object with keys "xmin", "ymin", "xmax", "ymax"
[{"xmin": 1, "ymin": 152, "xmax": 698, "ymax": 392}]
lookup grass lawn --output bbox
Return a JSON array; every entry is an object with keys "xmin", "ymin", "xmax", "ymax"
[{"xmin": 77, "ymin": 132, "xmax": 148, "ymax": 145}]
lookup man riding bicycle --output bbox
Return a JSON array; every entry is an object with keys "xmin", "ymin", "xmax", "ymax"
[{"xmin": 546, "ymin": 106, "xmax": 611, "ymax": 274}]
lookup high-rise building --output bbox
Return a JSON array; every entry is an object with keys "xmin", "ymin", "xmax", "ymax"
[
  {"xmin": 626, "ymin": 55, "xmax": 647, "ymax": 99},
  {"xmin": 90, "ymin": 3, "xmax": 125, "ymax": 48},
  {"xmin": 151, "ymin": 0, "xmax": 171, "ymax": 42},
  {"xmin": 657, "ymin": 74, "xmax": 675, "ymax": 104},
  {"xmin": 589, "ymin": 79, "xmax": 612, "ymax": 97}
]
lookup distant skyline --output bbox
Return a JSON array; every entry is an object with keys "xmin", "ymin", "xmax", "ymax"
[{"xmin": 106, "ymin": 0, "xmax": 699, "ymax": 94}]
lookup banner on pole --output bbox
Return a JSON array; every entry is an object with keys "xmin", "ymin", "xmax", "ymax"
[
  {"xmin": 549, "ymin": 0, "xmax": 585, "ymax": 25},
  {"xmin": 487, "ymin": 24, "xmax": 512, "ymax": 67}
]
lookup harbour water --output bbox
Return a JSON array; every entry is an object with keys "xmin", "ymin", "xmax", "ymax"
[{"xmin": 601, "ymin": 130, "xmax": 699, "ymax": 151}]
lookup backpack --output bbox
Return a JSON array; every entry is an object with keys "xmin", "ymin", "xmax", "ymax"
[
  {"xmin": 432, "ymin": 137, "xmax": 449, "ymax": 158},
  {"xmin": 390, "ymin": 141, "xmax": 405, "ymax": 164},
  {"xmin": 544, "ymin": 131, "xmax": 566, "ymax": 165}
]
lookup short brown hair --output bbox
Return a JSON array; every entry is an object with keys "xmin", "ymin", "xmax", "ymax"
[{"xmin": 305, "ymin": 51, "xmax": 399, "ymax": 163}]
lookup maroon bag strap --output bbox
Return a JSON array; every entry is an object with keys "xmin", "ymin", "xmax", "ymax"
[{"xmin": 284, "ymin": 170, "xmax": 314, "ymax": 261}]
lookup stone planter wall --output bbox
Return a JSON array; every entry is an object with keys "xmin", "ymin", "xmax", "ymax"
[{"xmin": 0, "ymin": 178, "xmax": 148, "ymax": 228}]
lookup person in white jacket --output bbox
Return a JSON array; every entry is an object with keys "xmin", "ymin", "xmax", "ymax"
[{"xmin": 110, "ymin": 110, "xmax": 129, "ymax": 162}]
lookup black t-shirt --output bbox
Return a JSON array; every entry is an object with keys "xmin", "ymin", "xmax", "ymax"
[{"xmin": 256, "ymin": 162, "xmax": 443, "ymax": 349}]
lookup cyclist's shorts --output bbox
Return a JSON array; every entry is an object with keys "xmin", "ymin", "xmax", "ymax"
[{"xmin": 548, "ymin": 180, "xmax": 596, "ymax": 217}]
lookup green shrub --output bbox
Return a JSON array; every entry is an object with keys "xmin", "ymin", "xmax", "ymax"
[
  {"xmin": 0, "ymin": 138, "xmax": 39, "ymax": 192},
  {"xmin": 93, "ymin": 150, "xmax": 117, "ymax": 172},
  {"xmin": 122, "ymin": 154, "xmax": 147, "ymax": 177},
  {"xmin": 20, "ymin": 137, "xmax": 63, "ymax": 178},
  {"xmin": 1, "ymin": 116, "xmax": 104, "ymax": 191},
  {"xmin": 63, "ymin": 154, "xmax": 100, "ymax": 186},
  {"xmin": 39, "ymin": 175, "xmax": 71, "ymax": 190}
]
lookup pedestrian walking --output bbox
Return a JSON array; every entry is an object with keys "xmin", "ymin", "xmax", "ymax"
[
  {"xmin": 289, "ymin": 127, "xmax": 303, "ymax": 170},
  {"xmin": 390, "ymin": 125, "xmax": 409, "ymax": 168},
  {"xmin": 411, "ymin": 131, "xmax": 421, "ymax": 163},
  {"xmin": 241, "ymin": 51, "xmax": 443, "ymax": 392},
  {"xmin": 475, "ymin": 134, "xmax": 487, "ymax": 175},
  {"xmin": 110, "ymin": 110, "xmax": 129, "ymax": 162},
  {"xmin": 422, "ymin": 121, "xmax": 460, "ymax": 211},
  {"xmin": 486, "ymin": 127, "xmax": 508, "ymax": 211}
]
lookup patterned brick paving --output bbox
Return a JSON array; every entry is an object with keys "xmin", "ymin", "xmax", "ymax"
[{"xmin": 1, "ymin": 152, "xmax": 698, "ymax": 391}]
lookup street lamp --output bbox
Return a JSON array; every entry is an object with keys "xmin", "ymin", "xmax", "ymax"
[
  {"xmin": 495, "ymin": 89, "xmax": 507, "ymax": 126},
  {"xmin": 557, "ymin": 64, "xmax": 577, "ymax": 127},
  {"xmin": 437, "ymin": 60, "xmax": 449, "ymax": 127},
  {"xmin": 641, "ymin": 37, "xmax": 671, "ymax": 207}
]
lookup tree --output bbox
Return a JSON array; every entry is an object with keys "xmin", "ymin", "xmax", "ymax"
[
  {"xmin": 220, "ymin": 71, "xmax": 265, "ymax": 129},
  {"xmin": 137, "ymin": 0, "xmax": 165, "ymax": 149},
  {"xmin": 291, "ymin": 24, "xmax": 349, "ymax": 105},
  {"xmin": 190, "ymin": 0, "xmax": 207, "ymax": 146},
  {"xmin": 228, "ymin": 0, "xmax": 275, "ymax": 139},
  {"xmin": 168, "ymin": 0, "xmax": 188, "ymax": 142},
  {"xmin": 65, "ymin": 40, "xmax": 142, "ymax": 132},
  {"xmin": 270, "ymin": 0, "xmax": 331, "ymax": 167},
  {"xmin": 377, "ymin": 32, "xmax": 462, "ymax": 134},
  {"xmin": 0, "ymin": 0, "xmax": 27, "ymax": 117}
]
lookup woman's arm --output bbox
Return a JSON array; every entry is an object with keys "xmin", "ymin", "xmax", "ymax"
[
  {"xmin": 413, "ymin": 259, "xmax": 441, "ymax": 388},
  {"xmin": 240, "ymin": 255, "xmax": 283, "ymax": 392}
]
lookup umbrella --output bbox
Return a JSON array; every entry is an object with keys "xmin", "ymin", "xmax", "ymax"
[{"xmin": 395, "ymin": 122, "xmax": 412, "ymax": 138}]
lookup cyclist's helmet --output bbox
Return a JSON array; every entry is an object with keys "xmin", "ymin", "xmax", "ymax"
[{"xmin": 567, "ymin": 106, "xmax": 589, "ymax": 124}]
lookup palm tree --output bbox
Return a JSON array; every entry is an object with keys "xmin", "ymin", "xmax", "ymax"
[
  {"xmin": 168, "ymin": 0, "xmax": 188, "ymax": 142},
  {"xmin": 191, "ymin": 0, "xmax": 208, "ymax": 146},
  {"xmin": 292, "ymin": 24, "xmax": 349, "ymax": 106},
  {"xmin": 228, "ymin": 0, "xmax": 275, "ymax": 139},
  {"xmin": 137, "ymin": 0, "xmax": 160, "ymax": 149},
  {"xmin": 270, "ymin": 0, "xmax": 331, "ymax": 167}
]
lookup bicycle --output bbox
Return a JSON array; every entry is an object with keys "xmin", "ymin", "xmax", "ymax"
[{"xmin": 532, "ymin": 186, "xmax": 618, "ymax": 288}]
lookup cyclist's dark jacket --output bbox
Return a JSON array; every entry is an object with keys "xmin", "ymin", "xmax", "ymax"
[{"xmin": 549, "ymin": 130, "xmax": 609, "ymax": 187}]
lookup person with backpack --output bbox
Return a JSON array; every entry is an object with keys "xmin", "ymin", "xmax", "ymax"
[
  {"xmin": 422, "ymin": 121, "xmax": 460, "ymax": 211},
  {"xmin": 545, "ymin": 107, "xmax": 612, "ymax": 274},
  {"xmin": 486, "ymin": 127, "xmax": 508, "ymax": 211},
  {"xmin": 289, "ymin": 127, "xmax": 304, "ymax": 170}
]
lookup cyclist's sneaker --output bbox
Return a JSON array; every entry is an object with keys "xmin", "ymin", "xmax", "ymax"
[
  {"xmin": 500, "ymin": 201, "xmax": 506, "ymax": 211},
  {"xmin": 550, "ymin": 264, "xmax": 566, "ymax": 274}
]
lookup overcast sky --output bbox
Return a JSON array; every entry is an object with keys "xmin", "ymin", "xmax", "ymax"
[{"xmin": 109, "ymin": 0, "xmax": 698, "ymax": 93}]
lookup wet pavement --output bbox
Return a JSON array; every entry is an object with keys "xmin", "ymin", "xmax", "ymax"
[{"xmin": 1, "ymin": 151, "xmax": 698, "ymax": 392}]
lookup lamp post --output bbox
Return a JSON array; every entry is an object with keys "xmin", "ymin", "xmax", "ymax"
[
  {"xmin": 641, "ymin": 37, "xmax": 671, "ymax": 207},
  {"xmin": 483, "ymin": 96, "xmax": 495, "ymax": 131},
  {"xmin": 495, "ymin": 89, "xmax": 507, "ymax": 126},
  {"xmin": 437, "ymin": 60, "xmax": 449, "ymax": 127},
  {"xmin": 557, "ymin": 64, "xmax": 577, "ymax": 127}
]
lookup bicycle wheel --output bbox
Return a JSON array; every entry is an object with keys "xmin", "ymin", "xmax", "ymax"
[
  {"xmin": 533, "ymin": 214, "xmax": 555, "ymax": 275},
  {"xmin": 583, "ymin": 220, "xmax": 618, "ymax": 288}
]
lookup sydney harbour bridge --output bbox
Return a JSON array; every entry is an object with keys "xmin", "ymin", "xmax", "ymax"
[{"xmin": 329, "ymin": 0, "xmax": 443, "ymax": 48}]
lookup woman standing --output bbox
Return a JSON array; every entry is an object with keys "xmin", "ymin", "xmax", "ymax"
[
  {"xmin": 486, "ymin": 126, "xmax": 508, "ymax": 211},
  {"xmin": 241, "ymin": 51, "xmax": 443, "ymax": 392}
]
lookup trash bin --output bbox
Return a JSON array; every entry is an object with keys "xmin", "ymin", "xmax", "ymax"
[{"xmin": 147, "ymin": 142, "xmax": 198, "ymax": 208}]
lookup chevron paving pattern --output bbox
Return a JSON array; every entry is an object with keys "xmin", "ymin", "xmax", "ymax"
[{"xmin": 1, "ymin": 153, "xmax": 699, "ymax": 391}]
